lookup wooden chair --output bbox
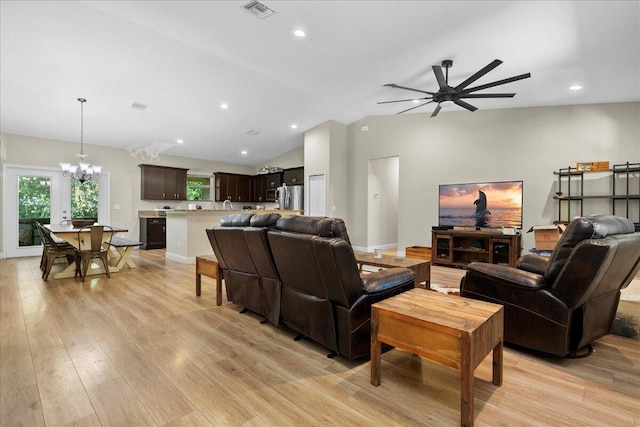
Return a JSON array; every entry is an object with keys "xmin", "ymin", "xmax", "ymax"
[
  {"xmin": 36, "ymin": 222, "xmax": 80, "ymax": 280},
  {"xmin": 77, "ymin": 225, "xmax": 113, "ymax": 282}
]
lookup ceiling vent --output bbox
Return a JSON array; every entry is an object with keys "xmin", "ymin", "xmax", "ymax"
[
  {"xmin": 131, "ymin": 102, "xmax": 148, "ymax": 111},
  {"xmin": 242, "ymin": 1, "xmax": 275, "ymax": 19},
  {"xmin": 246, "ymin": 129, "xmax": 261, "ymax": 136}
]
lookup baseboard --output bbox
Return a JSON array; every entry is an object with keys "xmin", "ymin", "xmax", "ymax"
[{"xmin": 165, "ymin": 252, "xmax": 196, "ymax": 264}]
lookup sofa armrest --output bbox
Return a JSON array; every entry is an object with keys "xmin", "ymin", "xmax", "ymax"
[
  {"xmin": 515, "ymin": 254, "xmax": 549, "ymax": 275},
  {"xmin": 465, "ymin": 262, "xmax": 546, "ymax": 290},
  {"xmin": 361, "ymin": 267, "xmax": 416, "ymax": 294}
]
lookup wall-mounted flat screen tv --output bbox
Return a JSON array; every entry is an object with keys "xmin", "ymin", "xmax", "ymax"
[{"xmin": 438, "ymin": 180, "xmax": 523, "ymax": 229}]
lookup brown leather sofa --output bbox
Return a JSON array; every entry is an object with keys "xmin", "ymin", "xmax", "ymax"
[
  {"xmin": 206, "ymin": 212, "xmax": 282, "ymax": 325},
  {"xmin": 207, "ymin": 214, "xmax": 416, "ymax": 360},
  {"xmin": 460, "ymin": 215, "xmax": 640, "ymax": 357}
]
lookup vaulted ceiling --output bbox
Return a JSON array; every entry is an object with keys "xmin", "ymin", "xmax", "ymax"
[{"xmin": 1, "ymin": 1, "xmax": 638, "ymax": 166}]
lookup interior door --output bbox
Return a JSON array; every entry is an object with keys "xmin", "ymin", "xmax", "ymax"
[
  {"xmin": 308, "ymin": 173, "xmax": 326, "ymax": 217},
  {"xmin": 3, "ymin": 165, "xmax": 64, "ymax": 258}
]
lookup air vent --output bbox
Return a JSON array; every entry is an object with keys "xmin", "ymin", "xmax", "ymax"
[
  {"xmin": 246, "ymin": 129, "xmax": 261, "ymax": 136},
  {"xmin": 131, "ymin": 102, "xmax": 148, "ymax": 111},
  {"xmin": 242, "ymin": 1, "xmax": 275, "ymax": 19}
]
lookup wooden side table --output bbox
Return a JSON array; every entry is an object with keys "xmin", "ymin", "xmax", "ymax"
[
  {"xmin": 371, "ymin": 289, "xmax": 503, "ymax": 427},
  {"xmin": 195, "ymin": 255, "xmax": 223, "ymax": 306}
]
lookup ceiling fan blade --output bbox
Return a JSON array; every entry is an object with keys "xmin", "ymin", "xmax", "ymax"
[
  {"xmin": 462, "ymin": 73, "xmax": 531, "ymax": 94},
  {"xmin": 454, "ymin": 59, "xmax": 502, "ymax": 91},
  {"xmin": 459, "ymin": 93, "xmax": 516, "ymax": 98},
  {"xmin": 384, "ymin": 83, "xmax": 434, "ymax": 95},
  {"xmin": 432, "ymin": 66, "xmax": 448, "ymax": 89},
  {"xmin": 397, "ymin": 100, "xmax": 434, "ymax": 114},
  {"xmin": 377, "ymin": 97, "xmax": 432, "ymax": 104},
  {"xmin": 454, "ymin": 99, "xmax": 478, "ymax": 112},
  {"xmin": 430, "ymin": 104, "xmax": 442, "ymax": 118}
]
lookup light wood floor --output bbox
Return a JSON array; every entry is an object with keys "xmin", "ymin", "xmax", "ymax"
[{"xmin": 1, "ymin": 251, "xmax": 638, "ymax": 426}]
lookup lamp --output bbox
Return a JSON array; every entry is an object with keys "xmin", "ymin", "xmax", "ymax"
[{"xmin": 60, "ymin": 98, "xmax": 102, "ymax": 183}]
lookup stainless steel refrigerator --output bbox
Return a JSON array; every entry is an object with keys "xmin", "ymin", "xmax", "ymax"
[{"xmin": 277, "ymin": 184, "xmax": 303, "ymax": 210}]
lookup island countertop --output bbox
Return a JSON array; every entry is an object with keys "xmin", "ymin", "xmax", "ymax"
[{"xmin": 161, "ymin": 209, "xmax": 304, "ymax": 263}]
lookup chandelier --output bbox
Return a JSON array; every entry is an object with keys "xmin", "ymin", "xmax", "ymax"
[{"xmin": 59, "ymin": 98, "xmax": 102, "ymax": 182}]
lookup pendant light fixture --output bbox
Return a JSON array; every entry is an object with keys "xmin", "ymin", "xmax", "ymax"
[{"xmin": 59, "ymin": 98, "xmax": 102, "ymax": 182}]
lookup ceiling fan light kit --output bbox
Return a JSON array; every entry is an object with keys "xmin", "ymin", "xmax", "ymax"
[{"xmin": 379, "ymin": 59, "xmax": 531, "ymax": 118}]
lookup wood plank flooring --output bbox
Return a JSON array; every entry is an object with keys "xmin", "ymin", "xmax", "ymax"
[{"xmin": 1, "ymin": 250, "xmax": 638, "ymax": 426}]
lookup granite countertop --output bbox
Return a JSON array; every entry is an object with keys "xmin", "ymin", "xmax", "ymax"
[{"xmin": 138, "ymin": 209, "xmax": 303, "ymax": 218}]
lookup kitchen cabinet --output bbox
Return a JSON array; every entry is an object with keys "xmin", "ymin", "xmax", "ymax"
[
  {"xmin": 283, "ymin": 167, "xmax": 304, "ymax": 185},
  {"xmin": 215, "ymin": 172, "xmax": 253, "ymax": 202},
  {"xmin": 140, "ymin": 164, "xmax": 188, "ymax": 200},
  {"xmin": 139, "ymin": 217, "xmax": 166, "ymax": 249},
  {"xmin": 253, "ymin": 172, "xmax": 281, "ymax": 202}
]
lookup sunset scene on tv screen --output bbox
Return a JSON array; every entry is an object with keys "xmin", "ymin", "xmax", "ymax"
[{"xmin": 439, "ymin": 181, "xmax": 523, "ymax": 228}]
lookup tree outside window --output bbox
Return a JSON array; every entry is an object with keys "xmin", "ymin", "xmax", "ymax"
[{"xmin": 71, "ymin": 179, "xmax": 98, "ymax": 220}]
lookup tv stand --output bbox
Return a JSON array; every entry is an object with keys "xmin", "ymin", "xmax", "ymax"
[{"xmin": 431, "ymin": 229, "xmax": 521, "ymax": 268}]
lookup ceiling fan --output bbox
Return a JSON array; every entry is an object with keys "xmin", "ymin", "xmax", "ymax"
[{"xmin": 379, "ymin": 59, "xmax": 531, "ymax": 117}]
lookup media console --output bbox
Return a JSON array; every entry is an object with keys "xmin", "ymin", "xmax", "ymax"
[{"xmin": 431, "ymin": 229, "xmax": 522, "ymax": 268}]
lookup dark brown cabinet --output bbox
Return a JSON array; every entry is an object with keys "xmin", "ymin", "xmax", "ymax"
[
  {"xmin": 139, "ymin": 217, "xmax": 166, "ymax": 249},
  {"xmin": 140, "ymin": 164, "xmax": 188, "ymax": 200},
  {"xmin": 253, "ymin": 172, "xmax": 281, "ymax": 202},
  {"xmin": 215, "ymin": 172, "xmax": 253, "ymax": 202},
  {"xmin": 431, "ymin": 230, "xmax": 521, "ymax": 268},
  {"xmin": 283, "ymin": 167, "xmax": 304, "ymax": 185}
]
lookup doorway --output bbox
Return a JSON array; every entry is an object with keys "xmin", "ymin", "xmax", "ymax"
[
  {"xmin": 308, "ymin": 173, "xmax": 326, "ymax": 217},
  {"xmin": 367, "ymin": 156, "xmax": 399, "ymax": 252}
]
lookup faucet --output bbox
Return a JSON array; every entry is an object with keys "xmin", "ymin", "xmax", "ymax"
[{"xmin": 223, "ymin": 199, "xmax": 234, "ymax": 210}]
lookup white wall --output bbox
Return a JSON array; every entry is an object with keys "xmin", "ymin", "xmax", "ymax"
[
  {"xmin": 304, "ymin": 121, "xmax": 349, "ymax": 219},
  {"xmin": 0, "ymin": 133, "xmax": 256, "ymax": 251},
  {"xmin": 367, "ymin": 156, "xmax": 399, "ymax": 249},
  {"xmin": 346, "ymin": 102, "xmax": 640, "ymax": 252},
  {"xmin": 255, "ymin": 146, "xmax": 304, "ymax": 174}
]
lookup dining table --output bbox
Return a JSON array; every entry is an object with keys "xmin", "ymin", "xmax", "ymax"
[{"xmin": 45, "ymin": 224, "xmax": 128, "ymax": 279}]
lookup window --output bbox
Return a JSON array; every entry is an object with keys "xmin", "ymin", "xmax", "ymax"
[
  {"xmin": 71, "ymin": 179, "xmax": 98, "ymax": 220},
  {"xmin": 18, "ymin": 176, "xmax": 51, "ymax": 246},
  {"xmin": 187, "ymin": 176, "xmax": 212, "ymax": 200}
]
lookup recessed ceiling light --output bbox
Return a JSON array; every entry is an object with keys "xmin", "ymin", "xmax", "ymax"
[
  {"xmin": 241, "ymin": 150, "xmax": 248, "ymax": 155},
  {"xmin": 177, "ymin": 139, "xmax": 184, "ymax": 144},
  {"xmin": 220, "ymin": 103, "xmax": 229, "ymax": 109},
  {"xmin": 291, "ymin": 124, "xmax": 298, "ymax": 129},
  {"xmin": 412, "ymin": 99, "xmax": 420, "ymax": 104},
  {"xmin": 569, "ymin": 85, "xmax": 583, "ymax": 91},
  {"xmin": 294, "ymin": 29, "xmax": 306, "ymax": 37}
]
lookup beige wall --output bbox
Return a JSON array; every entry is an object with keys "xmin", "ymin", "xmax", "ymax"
[
  {"xmin": 254, "ymin": 146, "xmax": 304, "ymax": 174},
  {"xmin": 0, "ymin": 133, "xmax": 256, "ymax": 253},
  {"xmin": 303, "ymin": 120, "xmax": 348, "ymax": 219},
  {"xmin": 346, "ymin": 101, "xmax": 640, "ymax": 252}
]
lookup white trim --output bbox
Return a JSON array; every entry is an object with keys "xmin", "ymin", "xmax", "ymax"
[{"xmin": 165, "ymin": 252, "xmax": 195, "ymax": 264}]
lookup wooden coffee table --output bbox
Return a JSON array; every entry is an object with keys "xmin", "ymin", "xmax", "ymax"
[
  {"xmin": 355, "ymin": 252, "xmax": 430, "ymax": 288},
  {"xmin": 371, "ymin": 289, "xmax": 504, "ymax": 427}
]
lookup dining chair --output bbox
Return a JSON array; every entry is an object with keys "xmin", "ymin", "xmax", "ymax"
[
  {"xmin": 37, "ymin": 222, "xmax": 80, "ymax": 280},
  {"xmin": 77, "ymin": 225, "xmax": 114, "ymax": 282}
]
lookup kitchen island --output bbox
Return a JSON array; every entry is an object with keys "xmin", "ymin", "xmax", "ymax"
[{"xmin": 164, "ymin": 209, "xmax": 303, "ymax": 263}]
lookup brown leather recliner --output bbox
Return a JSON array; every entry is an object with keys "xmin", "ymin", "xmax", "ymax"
[
  {"xmin": 461, "ymin": 215, "xmax": 640, "ymax": 357},
  {"xmin": 267, "ymin": 215, "xmax": 416, "ymax": 359},
  {"xmin": 206, "ymin": 212, "xmax": 282, "ymax": 325}
]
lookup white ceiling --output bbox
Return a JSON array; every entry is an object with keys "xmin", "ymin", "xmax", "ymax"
[{"xmin": 1, "ymin": 1, "xmax": 639, "ymax": 166}]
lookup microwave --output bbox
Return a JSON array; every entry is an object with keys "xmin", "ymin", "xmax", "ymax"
[{"xmin": 266, "ymin": 188, "xmax": 277, "ymax": 201}]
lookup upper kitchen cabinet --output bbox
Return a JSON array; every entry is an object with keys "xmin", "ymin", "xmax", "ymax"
[
  {"xmin": 215, "ymin": 172, "xmax": 252, "ymax": 202},
  {"xmin": 283, "ymin": 167, "xmax": 304, "ymax": 185},
  {"xmin": 253, "ymin": 172, "xmax": 282, "ymax": 202},
  {"xmin": 140, "ymin": 164, "xmax": 188, "ymax": 200}
]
